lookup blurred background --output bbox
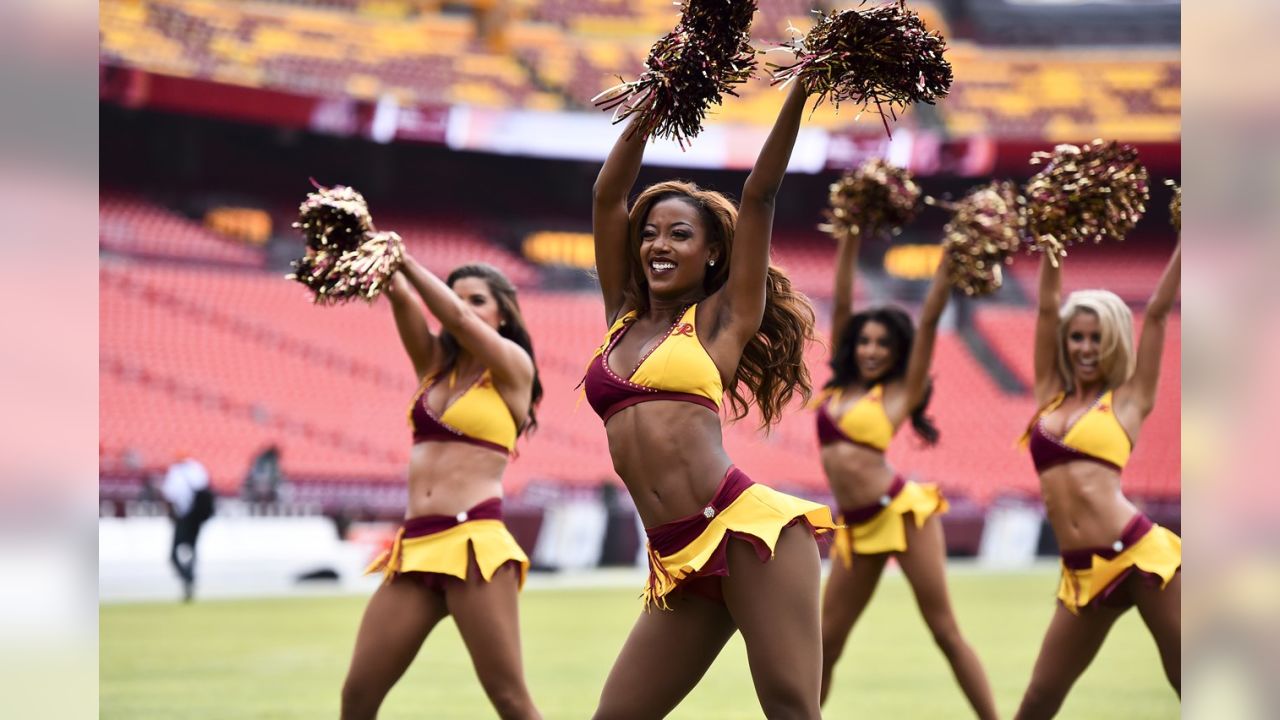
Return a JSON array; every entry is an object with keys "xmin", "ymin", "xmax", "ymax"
[
  {"xmin": 95, "ymin": 0, "xmax": 1184, "ymax": 716},
  {"xmin": 97, "ymin": 0, "xmax": 1180, "ymax": 580}
]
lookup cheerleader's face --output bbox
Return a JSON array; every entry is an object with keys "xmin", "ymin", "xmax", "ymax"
[
  {"xmin": 639, "ymin": 198, "xmax": 719, "ymax": 299},
  {"xmin": 452, "ymin": 276, "xmax": 503, "ymax": 331},
  {"xmin": 1065, "ymin": 310, "xmax": 1103, "ymax": 385},
  {"xmin": 856, "ymin": 321, "xmax": 894, "ymax": 381}
]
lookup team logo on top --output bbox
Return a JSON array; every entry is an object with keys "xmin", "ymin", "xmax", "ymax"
[{"xmin": 674, "ymin": 323, "xmax": 694, "ymax": 337}]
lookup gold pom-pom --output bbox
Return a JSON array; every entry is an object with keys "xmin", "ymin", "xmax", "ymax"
[
  {"xmin": 593, "ymin": 0, "xmax": 758, "ymax": 147},
  {"xmin": 768, "ymin": 0, "xmax": 952, "ymax": 136},
  {"xmin": 1166, "ymin": 179, "xmax": 1181, "ymax": 234},
  {"xmin": 1023, "ymin": 139, "xmax": 1149, "ymax": 265},
  {"xmin": 931, "ymin": 181, "xmax": 1025, "ymax": 297},
  {"xmin": 819, "ymin": 158, "xmax": 921, "ymax": 242},
  {"xmin": 292, "ymin": 182, "xmax": 373, "ymax": 252},
  {"xmin": 287, "ymin": 184, "xmax": 403, "ymax": 304}
]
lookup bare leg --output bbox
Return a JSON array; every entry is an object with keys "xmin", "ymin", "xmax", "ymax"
[
  {"xmin": 592, "ymin": 590, "xmax": 737, "ymax": 719},
  {"xmin": 1132, "ymin": 571, "xmax": 1181, "ymax": 696},
  {"xmin": 341, "ymin": 575, "xmax": 449, "ymax": 720},
  {"xmin": 1014, "ymin": 600, "xmax": 1125, "ymax": 719},
  {"xmin": 722, "ymin": 524, "xmax": 824, "ymax": 720},
  {"xmin": 896, "ymin": 515, "xmax": 998, "ymax": 719},
  {"xmin": 819, "ymin": 547, "xmax": 888, "ymax": 705},
  {"xmin": 445, "ymin": 558, "xmax": 541, "ymax": 720}
]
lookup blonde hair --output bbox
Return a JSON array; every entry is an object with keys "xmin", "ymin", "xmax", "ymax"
[{"xmin": 1057, "ymin": 290, "xmax": 1135, "ymax": 392}]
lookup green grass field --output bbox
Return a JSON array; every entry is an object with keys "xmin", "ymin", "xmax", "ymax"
[{"xmin": 101, "ymin": 566, "xmax": 1178, "ymax": 718}]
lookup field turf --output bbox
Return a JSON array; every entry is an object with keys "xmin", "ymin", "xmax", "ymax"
[{"xmin": 101, "ymin": 566, "xmax": 1178, "ymax": 718}]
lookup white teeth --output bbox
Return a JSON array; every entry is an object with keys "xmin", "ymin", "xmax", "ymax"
[{"xmin": 651, "ymin": 261, "xmax": 675, "ymax": 271}]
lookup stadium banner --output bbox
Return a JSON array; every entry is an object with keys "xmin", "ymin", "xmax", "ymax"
[
  {"xmin": 824, "ymin": 132, "xmax": 999, "ymax": 176},
  {"xmin": 993, "ymin": 139, "xmax": 1181, "ymax": 176},
  {"xmin": 100, "ymin": 67, "xmax": 320, "ymax": 130},
  {"xmin": 388, "ymin": 102, "xmax": 450, "ymax": 145},
  {"xmin": 443, "ymin": 105, "xmax": 831, "ymax": 172},
  {"xmin": 99, "ymin": 67, "xmax": 1175, "ymax": 176}
]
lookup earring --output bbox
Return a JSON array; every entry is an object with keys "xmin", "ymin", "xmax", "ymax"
[{"xmin": 709, "ymin": 259, "xmax": 716, "ymax": 267}]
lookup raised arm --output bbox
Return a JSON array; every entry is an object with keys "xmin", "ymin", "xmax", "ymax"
[
  {"xmin": 384, "ymin": 271, "xmax": 441, "ymax": 381},
  {"xmin": 1033, "ymin": 253, "xmax": 1065, "ymax": 404},
  {"xmin": 592, "ymin": 118, "xmax": 648, "ymax": 324},
  {"xmin": 1125, "ymin": 240, "xmax": 1181, "ymax": 416},
  {"xmin": 903, "ymin": 253, "xmax": 952, "ymax": 410},
  {"xmin": 398, "ymin": 254, "xmax": 534, "ymax": 390},
  {"xmin": 830, "ymin": 231, "xmax": 862, "ymax": 351},
  {"xmin": 717, "ymin": 82, "xmax": 809, "ymax": 340}
]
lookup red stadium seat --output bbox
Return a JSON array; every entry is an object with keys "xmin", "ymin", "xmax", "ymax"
[
  {"xmin": 100, "ymin": 189, "xmax": 1178, "ymax": 509},
  {"xmin": 100, "ymin": 192, "xmax": 265, "ymax": 267}
]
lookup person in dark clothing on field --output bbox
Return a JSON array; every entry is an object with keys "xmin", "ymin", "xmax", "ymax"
[{"xmin": 161, "ymin": 452, "xmax": 215, "ymax": 602}]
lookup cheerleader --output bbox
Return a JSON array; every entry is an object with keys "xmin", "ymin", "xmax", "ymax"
[
  {"xmin": 816, "ymin": 233, "xmax": 996, "ymax": 717},
  {"xmin": 340, "ymin": 257, "xmax": 543, "ymax": 720},
  {"xmin": 1015, "ymin": 240, "xmax": 1182, "ymax": 718},
  {"xmin": 585, "ymin": 83, "xmax": 836, "ymax": 719}
]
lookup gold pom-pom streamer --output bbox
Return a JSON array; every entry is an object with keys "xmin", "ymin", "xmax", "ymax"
[
  {"xmin": 593, "ymin": 0, "xmax": 758, "ymax": 148},
  {"xmin": 929, "ymin": 181, "xmax": 1025, "ymax": 297},
  {"xmin": 768, "ymin": 0, "xmax": 953, "ymax": 137},
  {"xmin": 287, "ymin": 248, "xmax": 340, "ymax": 300},
  {"xmin": 1166, "ymin": 180, "xmax": 1180, "ymax": 234},
  {"xmin": 293, "ymin": 181, "xmax": 373, "ymax": 252},
  {"xmin": 819, "ymin": 158, "xmax": 921, "ymax": 242},
  {"xmin": 325, "ymin": 231, "xmax": 405, "ymax": 304},
  {"xmin": 1023, "ymin": 139, "xmax": 1149, "ymax": 266},
  {"xmin": 287, "ymin": 184, "xmax": 404, "ymax": 305}
]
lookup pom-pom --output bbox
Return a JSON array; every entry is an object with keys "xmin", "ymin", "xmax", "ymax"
[
  {"xmin": 819, "ymin": 158, "xmax": 921, "ymax": 241},
  {"xmin": 768, "ymin": 0, "xmax": 952, "ymax": 136},
  {"xmin": 288, "ymin": 185, "xmax": 403, "ymax": 305},
  {"xmin": 292, "ymin": 182, "xmax": 373, "ymax": 252},
  {"xmin": 1023, "ymin": 139, "xmax": 1149, "ymax": 265},
  {"xmin": 1166, "ymin": 179, "xmax": 1180, "ymax": 234},
  {"xmin": 593, "ymin": 0, "xmax": 758, "ymax": 147},
  {"xmin": 287, "ymin": 248, "xmax": 341, "ymax": 302},
  {"xmin": 930, "ymin": 181, "xmax": 1024, "ymax": 297},
  {"xmin": 328, "ymin": 231, "xmax": 405, "ymax": 303}
]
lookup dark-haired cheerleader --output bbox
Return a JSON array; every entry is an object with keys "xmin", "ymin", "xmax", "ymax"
[
  {"xmin": 816, "ymin": 233, "xmax": 996, "ymax": 718},
  {"xmin": 586, "ymin": 82, "xmax": 837, "ymax": 720},
  {"xmin": 340, "ymin": 256, "xmax": 543, "ymax": 720}
]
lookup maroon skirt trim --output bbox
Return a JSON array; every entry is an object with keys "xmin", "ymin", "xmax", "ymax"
[
  {"xmin": 1059, "ymin": 514, "xmax": 1171, "ymax": 610},
  {"xmin": 643, "ymin": 467, "xmax": 827, "ymax": 606},
  {"xmin": 1059, "ymin": 514, "xmax": 1153, "ymax": 570},
  {"xmin": 837, "ymin": 475, "xmax": 907, "ymax": 525},
  {"xmin": 645, "ymin": 466, "xmax": 753, "ymax": 556},
  {"xmin": 401, "ymin": 497, "xmax": 504, "ymax": 539}
]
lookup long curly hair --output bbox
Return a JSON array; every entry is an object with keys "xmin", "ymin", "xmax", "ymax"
[
  {"xmin": 620, "ymin": 180, "xmax": 816, "ymax": 429},
  {"xmin": 438, "ymin": 263, "xmax": 544, "ymax": 434},
  {"xmin": 827, "ymin": 306, "xmax": 939, "ymax": 444}
]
